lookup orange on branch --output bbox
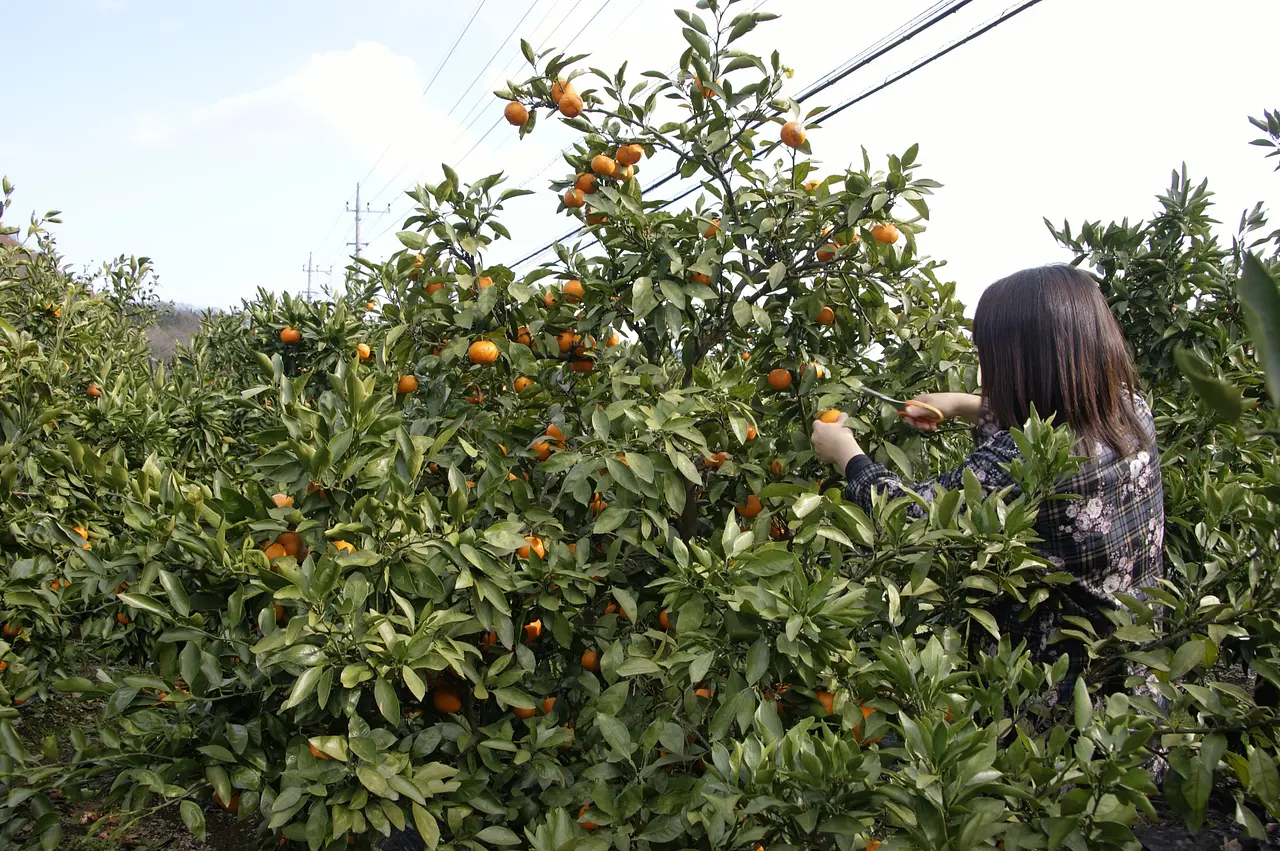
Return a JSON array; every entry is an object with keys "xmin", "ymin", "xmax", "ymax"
[
  {"xmin": 86, "ymin": 383, "xmax": 102, "ymax": 398},
  {"xmin": 737, "ymin": 495, "xmax": 763, "ymax": 518},
  {"xmin": 563, "ymin": 188, "xmax": 585, "ymax": 208},
  {"xmin": 872, "ymin": 222, "xmax": 900, "ymax": 244},
  {"xmin": 468, "ymin": 339, "xmax": 500, "ymax": 365},
  {"xmin": 581, "ymin": 650, "xmax": 599, "ymax": 671},
  {"xmin": 356, "ymin": 343, "xmax": 372, "ymax": 361},
  {"xmin": 271, "ymin": 493, "xmax": 294, "ymax": 508},
  {"xmin": 550, "ymin": 78, "xmax": 574, "ymax": 105},
  {"xmin": 816, "ymin": 306, "xmax": 836, "ymax": 325},
  {"xmin": 279, "ymin": 326, "xmax": 301, "ymax": 344},
  {"xmin": 590, "ymin": 154, "xmax": 616, "ymax": 177},
  {"xmin": 558, "ymin": 91, "xmax": 583, "ymax": 117},
  {"xmin": 397, "ymin": 374, "xmax": 419, "ymax": 394},
  {"xmin": 503, "ymin": 100, "xmax": 528, "ymax": 126},
  {"xmin": 817, "ymin": 244, "xmax": 837, "ymax": 263},
  {"xmin": 616, "ymin": 143, "xmax": 643, "ymax": 165},
  {"xmin": 767, "ymin": 369, "xmax": 793, "ymax": 390},
  {"xmin": 514, "ymin": 376, "xmax": 532, "ymax": 392},
  {"xmin": 518, "ymin": 536, "xmax": 546, "ymax": 559},
  {"xmin": 562, "ymin": 279, "xmax": 585, "ymax": 302},
  {"xmin": 780, "ymin": 120, "xmax": 806, "ymax": 148},
  {"xmin": 574, "ymin": 173, "xmax": 597, "ymax": 194},
  {"xmin": 433, "ymin": 688, "xmax": 462, "ymax": 714},
  {"xmin": 523, "ymin": 619, "xmax": 543, "ymax": 643}
]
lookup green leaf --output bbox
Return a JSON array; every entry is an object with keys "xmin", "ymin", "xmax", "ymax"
[
  {"xmin": 397, "ymin": 231, "xmax": 427, "ymax": 250},
  {"xmin": 1072, "ymin": 677, "xmax": 1092, "ymax": 729},
  {"xmin": 596, "ymin": 713, "xmax": 633, "ymax": 755},
  {"xmin": 475, "ymin": 826, "xmax": 522, "ymax": 845},
  {"xmin": 1174, "ymin": 348, "xmax": 1244, "ymax": 421},
  {"xmin": 115, "ymin": 592, "xmax": 172, "ymax": 620},
  {"xmin": 52, "ymin": 677, "xmax": 96, "ymax": 693},
  {"xmin": 1238, "ymin": 253, "xmax": 1280, "ymax": 403},
  {"xmin": 180, "ymin": 800, "xmax": 206, "ymax": 840},
  {"xmin": 745, "ymin": 637, "xmax": 769, "ymax": 685},
  {"xmin": 593, "ymin": 507, "xmax": 628, "ymax": 534},
  {"xmin": 375, "ymin": 678, "xmax": 401, "ymax": 725},
  {"xmin": 1169, "ymin": 639, "xmax": 1205, "ymax": 679},
  {"xmin": 616, "ymin": 657, "xmax": 663, "ymax": 677},
  {"xmin": 413, "ymin": 804, "xmax": 441, "ymax": 850},
  {"xmin": 1248, "ymin": 746, "xmax": 1280, "ymax": 815}
]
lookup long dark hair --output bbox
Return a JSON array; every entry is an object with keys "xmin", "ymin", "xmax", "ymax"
[{"xmin": 973, "ymin": 264, "xmax": 1145, "ymax": 456}]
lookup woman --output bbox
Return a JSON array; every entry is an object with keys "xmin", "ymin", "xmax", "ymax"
[{"xmin": 811, "ymin": 264, "xmax": 1165, "ymax": 702}]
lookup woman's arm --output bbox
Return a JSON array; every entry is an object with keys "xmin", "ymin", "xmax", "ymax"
[{"xmin": 809, "ymin": 406, "xmax": 1020, "ymax": 518}]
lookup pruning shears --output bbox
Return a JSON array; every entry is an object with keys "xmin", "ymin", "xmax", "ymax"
[{"xmin": 858, "ymin": 387, "xmax": 945, "ymax": 424}]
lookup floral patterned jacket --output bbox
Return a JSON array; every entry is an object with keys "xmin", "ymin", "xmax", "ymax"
[{"xmin": 843, "ymin": 396, "xmax": 1165, "ymax": 691}]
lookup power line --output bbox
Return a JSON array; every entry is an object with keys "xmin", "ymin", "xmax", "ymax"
[
  {"xmin": 346, "ymin": 183, "xmax": 392, "ymax": 259},
  {"xmin": 365, "ymin": 0, "xmax": 616, "ymax": 251},
  {"xmin": 357, "ymin": 0, "xmax": 490, "ymax": 189},
  {"xmin": 508, "ymin": 0, "xmax": 1048, "ymax": 271},
  {"xmin": 508, "ymin": 0, "xmax": 978, "ymax": 270}
]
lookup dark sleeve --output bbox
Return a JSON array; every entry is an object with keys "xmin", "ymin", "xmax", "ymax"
[{"xmin": 843, "ymin": 431, "xmax": 1023, "ymax": 518}]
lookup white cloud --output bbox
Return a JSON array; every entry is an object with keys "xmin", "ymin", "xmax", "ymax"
[{"xmin": 131, "ymin": 42, "xmax": 436, "ymax": 160}]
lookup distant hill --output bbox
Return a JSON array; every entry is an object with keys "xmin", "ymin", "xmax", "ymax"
[{"xmin": 147, "ymin": 303, "xmax": 208, "ymax": 360}]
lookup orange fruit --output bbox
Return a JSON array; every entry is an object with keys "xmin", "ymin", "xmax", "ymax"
[
  {"xmin": 575, "ymin": 173, "xmax": 597, "ymax": 194},
  {"xmin": 780, "ymin": 121, "xmax": 806, "ymax": 148},
  {"xmin": 1, "ymin": 623, "xmax": 21, "ymax": 638},
  {"xmin": 740, "ymin": 352, "xmax": 750, "ymax": 361},
  {"xmin": 816, "ymin": 244, "xmax": 837, "ymax": 263},
  {"xmin": 571, "ymin": 359, "xmax": 594, "ymax": 373},
  {"xmin": 562, "ymin": 279, "xmax": 585, "ymax": 302},
  {"xmin": 0, "ymin": 661, "xmax": 8, "ymax": 672},
  {"xmin": 86, "ymin": 383, "xmax": 102, "ymax": 398},
  {"xmin": 770, "ymin": 517, "xmax": 788, "ymax": 539},
  {"xmin": 366, "ymin": 301, "xmax": 376, "ymax": 311},
  {"xmin": 216, "ymin": 793, "xmax": 239, "ymax": 812},
  {"xmin": 542, "ymin": 697, "xmax": 557, "ymax": 715},
  {"xmin": 558, "ymin": 91, "xmax": 583, "ymax": 118},
  {"xmin": 514, "ymin": 706, "xmax": 537, "ymax": 720},
  {"xmin": 424, "ymin": 281, "xmax": 445, "ymax": 295},
  {"xmin": 280, "ymin": 326, "xmax": 301, "ymax": 344},
  {"xmin": 433, "ymin": 688, "xmax": 462, "ymax": 713},
  {"xmin": 523, "ymin": 619, "xmax": 543, "ymax": 643},
  {"xmin": 703, "ymin": 451, "xmax": 728, "ymax": 469},
  {"xmin": 737, "ymin": 495, "xmax": 763, "ymax": 518},
  {"xmin": 356, "ymin": 343, "xmax": 372, "ymax": 361},
  {"xmin": 546, "ymin": 423, "xmax": 565, "ymax": 443},
  {"xmin": 468, "ymin": 340, "xmax": 500, "ymax": 365},
  {"xmin": 589, "ymin": 493, "xmax": 607, "ymax": 514},
  {"xmin": 606, "ymin": 331, "xmax": 620, "ymax": 346},
  {"xmin": 532, "ymin": 440, "xmax": 553, "ymax": 462},
  {"xmin": 333, "ymin": 540, "xmax": 355, "ymax": 553},
  {"xmin": 816, "ymin": 306, "xmax": 836, "ymax": 325},
  {"xmin": 515, "ymin": 326, "xmax": 534, "ymax": 346},
  {"xmin": 273, "ymin": 604, "xmax": 286, "ymax": 623},
  {"xmin": 518, "ymin": 536, "xmax": 546, "ymax": 559},
  {"xmin": 818, "ymin": 409, "xmax": 841, "ymax": 423},
  {"xmin": 872, "ymin": 222, "xmax": 900, "ymax": 244},
  {"xmin": 465, "ymin": 385, "xmax": 485, "ymax": 404},
  {"xmin": 116, "ymin": 612, "xmax": 131, "ymax": 626},
  {"xmin": 271, "ymin": 493, "xmax": 294, "ymax": 508},
  {"xmin": 807, "ymin": 362, "xmax": 827, "ymax": 380},
  {"xmin": 815, "ymin": 689, "xmax": 835, "ymax": 715},
  {"xmin": 805, "ymin": 180, "xmax": 820, "ymax": 191},
  {"xmin": 616, "ymin": 163, "xmax": 634, "ymax": 181},
  {"xmin": 767, "ymin": 369, "xmax": 792, "ymax": 390},
  {"xmin": 770, "ymin": 458, "xmax": 785, "ymax": 477},
  {"xmin": 563, "ymin": 188, "xmax": 586, "ymax": 208},
  {"xmin": 476, "ymin": 275, "xmax": 494, "ymax": 289},
  {"xmin": 503, "ymin": 100, "xmax": 528, "ymax": 126},
  {"xmin": 585, "ymin": 212, "xmax": 607, "ymax": 225},
  {"xmin": 514, "ymin": 376, "xmax": 532, "ymax": 392},
  {"xmin": 275, "ymin": 531, "xmax": 304, "ymax": 558},
  {"xmin": 693, "ymin": 75, "xmax": 716, "ymax": 97},
  {"xmin": 397, "ymin": 374, "xmax": 419, "ymax": 394},
  {"xmin": 73, "ymin": 525, "xmax": 90, "ymax": 548},
  {"xmin": 581, "ymin": 650, "xmax": 599, "ymax": 671},
  {"xmin": 695, "ymin": 687, "xmax": 715, "ymax": 699},
  {"xmin": 745, "ymin": 424, "xmax": 757, "ymax": 441},
  {"xmin": 703, "ymin": 219, "xmax": 720, "ymax": 238},
  {"xmin": 867, "ymin": 843, "xmax": 881, "ymax": 851},
  {"xmin": 578, "ymin": 804, "xmax": 598, "ymax": 831},
  {"xmin": 691, "ymin": 272, "xmax": 711, "ymax": 285},
  {"xmin": 550, "ymin": 78, "xmax": 574, "ymax": 105},
  {"xmin": 590, "ymin": 154, "xmax": 616, "ymax": 176},
  {"xmin": 616, "ymin": 143, "xmax": 643, "ymax": 165},
  {"xmin": 308, "ymin": 743, "xmax": 329, "ymax": 760},
  {"xmin": 659, "ymin": 610, "xmax": 671, "ymax": 630}
]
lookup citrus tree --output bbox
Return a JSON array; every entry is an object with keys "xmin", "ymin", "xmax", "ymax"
[{"xmin": 2, "ymin": 6, "xmax": 1280, "ymax": 851}]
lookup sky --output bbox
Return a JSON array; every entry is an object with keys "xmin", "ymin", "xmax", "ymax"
[{"xmin": 3, "ymin": 0, "xmax": 1278, "ymax": 311}]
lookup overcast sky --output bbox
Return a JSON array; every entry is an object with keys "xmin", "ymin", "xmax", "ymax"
[{"xmin": 3, "ymin": 0, "xmax": 1277, "ymax": 310}]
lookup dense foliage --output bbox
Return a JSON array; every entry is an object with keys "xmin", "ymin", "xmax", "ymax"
[{"xmin": 1, "ymin": 4, "xmax": 1279, "ymax": 850}]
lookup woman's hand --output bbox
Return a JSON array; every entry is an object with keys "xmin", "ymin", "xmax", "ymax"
[
  {"xmin": 810, "ymin": 412, "xmax": 864, "ymax": 470},
  {"xmin": 900, "ymin": 392, "xmax": 983, "ymax": 431}
]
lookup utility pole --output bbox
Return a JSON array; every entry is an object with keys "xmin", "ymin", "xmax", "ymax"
[
  {"xmin": 346, "ymin": 183, "xmax": 391, "ymax": 259},
  {"xmin": 301, "ymin": 252, "xmax": 332, "ymax": 301}
]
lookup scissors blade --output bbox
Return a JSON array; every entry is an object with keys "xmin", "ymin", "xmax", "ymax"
[
  {"xmin": 859, "ymin": 387, "xmax": 944, "ymax": 422},
  {"xmin": 860, "ymin": 387, "xmax": 908, "ymax": 408}
]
